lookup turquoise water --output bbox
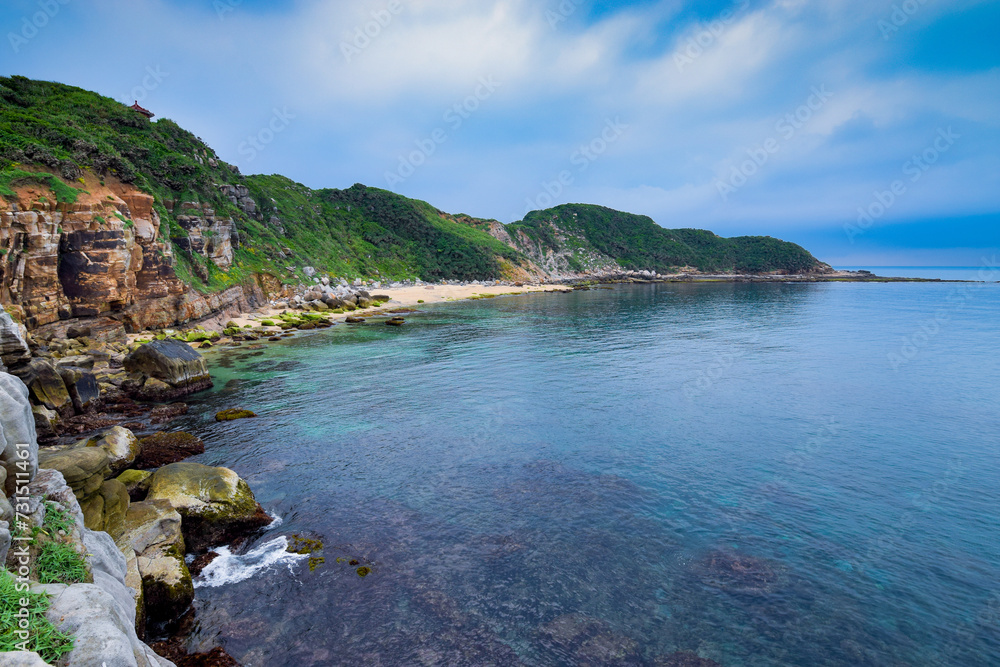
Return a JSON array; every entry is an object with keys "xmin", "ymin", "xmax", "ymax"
[{"xmin": 174, "ymin": 283, "xmax": 1000, "ymax": 666}]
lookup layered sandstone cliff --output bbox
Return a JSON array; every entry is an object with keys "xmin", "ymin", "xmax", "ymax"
[{"xmin": 0, "ymin": 171, "xmax": 262, "ymax": 334}]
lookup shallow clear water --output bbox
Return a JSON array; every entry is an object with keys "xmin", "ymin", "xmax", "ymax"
[{"xmin": 174, "ymin": 283, "xmax": 1000, "ymax": 666}]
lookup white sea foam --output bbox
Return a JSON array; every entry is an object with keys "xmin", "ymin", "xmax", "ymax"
[
  {"xmin": 263, "ymin": 510, "xmax": 283, "ymax": 530},
  {"xmin": 194, "ymin": 536, "xmax": 306, "ymax": 588}
]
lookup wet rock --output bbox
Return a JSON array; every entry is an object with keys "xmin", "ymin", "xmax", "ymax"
[
  {"xmin": 146, "ymin": 462, "xmax": 271, "ymax": 553},
  {"xmin": 135, "ymin": 432, "xmax": 206, "ymax": 469},
  {"xmin": 386, "ymin": 317, "xmax": 405, "ymax": 326},
  {"xmin": 187, "ymin": 550, "xmax": 219, "ymax": 577},
  {"xmin": 149, "ymin": 403, "xmax": 189, "ymax": 424},
  {"xmin": 124, "ymin": 340, "xmax": 212, "ymax": 401},
  {"xmin": 11, "ymin": 358, "xmax": 73, "ymax": 418},
  {"xmin": 215, "ymin": 409, "xmax": 256, "ymax": 422}
]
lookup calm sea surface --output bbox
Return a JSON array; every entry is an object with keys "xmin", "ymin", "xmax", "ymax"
[{"xmin": 173, "ymin": 282, "xmax": 1000, "ymax": 666}]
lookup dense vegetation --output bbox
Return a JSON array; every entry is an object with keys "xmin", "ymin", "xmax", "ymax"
[
  {"xmin": 508, "ymin": 204, "xmax": 820, "ymax": 273},
  {"xmin": 1, "ymin": 76, "xmax": 822, "ymax": 289}
]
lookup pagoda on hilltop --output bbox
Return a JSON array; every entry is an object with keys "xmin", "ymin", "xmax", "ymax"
[{"xmin": 129, "ymin": 101, "xmax": 154, "ymax": 119}]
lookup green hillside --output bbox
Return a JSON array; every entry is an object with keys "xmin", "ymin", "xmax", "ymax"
[
  {"xmin": 0, "ymin": 75, "xmax": 824, "ymax": 290},
  {"xmin": 508, "ymin": 204, "xmax": 821, "ymax": 273}
]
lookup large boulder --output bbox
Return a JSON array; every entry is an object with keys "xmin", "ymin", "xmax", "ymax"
[
  {"xmin": 35, "ymin": 582, "xmax": 174, "ymax": 667},
  {"xmin": 10, "ymin": 358, "xmax": 73, "ymax": 418},
  {"xmin": 120, "ymin": 499, "xmax": 193, "ymax": 625},
  {"xmin": 1, "ymin": 372, "xmax": 38, "ymax": 497},
  {"xmin": 124, "ymin": 339, "xmax": 212, "ymax": 401},
  {"xmin": 86, "ymin": 426, "xmax": 141, "ymax": 476},
  {"xmin": 146, "ymin": 462, "xmax": 271, "ymax": 553},
  {"xmin": 56, "ymin": 365, "xmax": 100, "ymax": 414},
  {"xmin": 37, "ymin": 447, "xmax": 110, "ymax": 501},
  {"xmin": 0, "ymin": 306, "xmax": 30, "ymax": 370}
]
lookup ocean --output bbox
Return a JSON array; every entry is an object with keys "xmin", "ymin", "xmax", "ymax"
[{"xmin": 172, "ymin": 281, "xmax": 1000, "ymax": 666}]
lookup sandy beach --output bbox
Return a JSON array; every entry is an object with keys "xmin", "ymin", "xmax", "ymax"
[{"xmin": 222, "ymin": 282, "xmax": 561, "ymax": 329}]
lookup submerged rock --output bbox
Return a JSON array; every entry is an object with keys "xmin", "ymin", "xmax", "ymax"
[
  {"xmin": 654, "ymin": 652, "xmax": 722, "ymax": 666},
  {"xmin": 146, "ymin": 462, "xmax": 271, "ymax": 553},
  {"xmin": 135, "ymin": 431, "xmax": 206, "ymax": 469},
  {"xmin": 215, "ymin": 409, "xmax": 256, "ymax": 422}
]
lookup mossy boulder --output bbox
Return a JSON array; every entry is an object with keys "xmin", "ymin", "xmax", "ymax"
[
  {"xmin": 116, "ymin": 469, "xmax": 153, "ymax": 501},
  {"xmin": 146, "ymin": 462, "xmax": 271, "ymax": 553},
  {"xmin": 37, "ymin": 447, "xmax": 110, "ymax": 501},
  {"xmin": 122, "ymin": 499, "xmax": 193, "ymax": 625},
  {"xmin": 78, "ymin": 479, "xmax": 129, "ymax": 539},
  {"xmin": 215, "ymin": 409, "xmax": 256, "ymax": 422}
]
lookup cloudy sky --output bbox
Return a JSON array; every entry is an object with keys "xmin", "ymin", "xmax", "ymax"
[{"xmin": 2, "ymin": 0, "xmax": 998, "ymax": 266}]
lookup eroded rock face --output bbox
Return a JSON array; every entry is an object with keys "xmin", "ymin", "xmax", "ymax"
[
  {"xmin": 1, "ymin": 371, "xmax": 38, "ymax": 497},
  {"xmin": 146, "ymin": 462, "xmax": 271, "ymax": 553},
  {"xmin": 124, "ymin": 339, "xmax": 212, "ymax": 400},
  {"xmin": 0, "ymin": 305, "xmax": 30, "ymax": 370},
  {"xmin": 0, "ymin": 180, "xmax": 260, "ymax": 335}
]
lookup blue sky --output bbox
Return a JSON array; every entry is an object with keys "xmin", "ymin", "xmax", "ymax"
[{"xmin": 2, "ymin": 0, "xmax": 998, "ymax": 266}]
